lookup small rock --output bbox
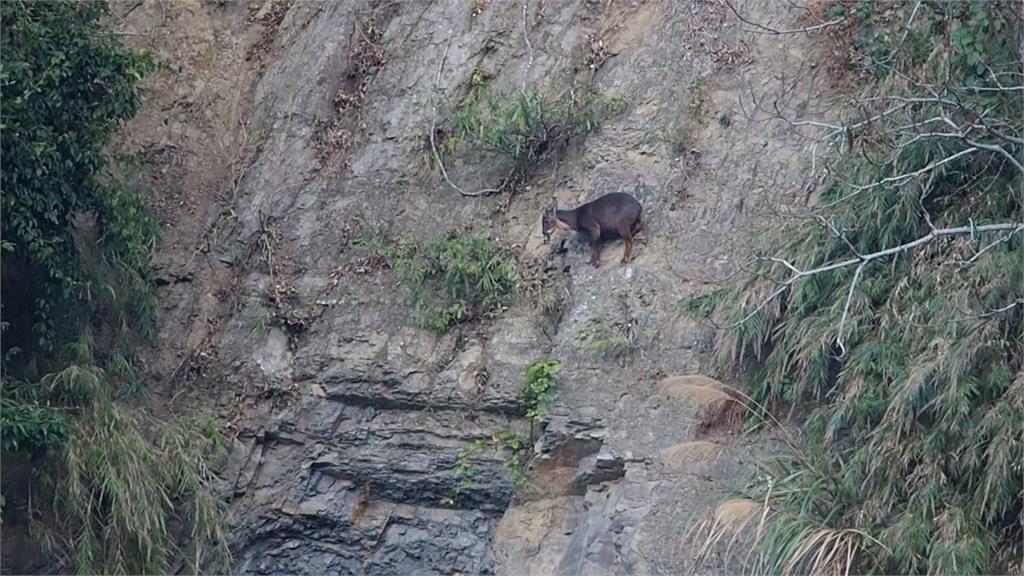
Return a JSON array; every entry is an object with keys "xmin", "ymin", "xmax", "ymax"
[{"xmin": 570, "ymin": 449, "xmax": 626, "ymax": 495}]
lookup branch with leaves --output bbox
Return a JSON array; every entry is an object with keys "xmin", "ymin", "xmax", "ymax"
[{"xmin": 694, "ymin": 3, "xmax": 1023, "ymax": 574}]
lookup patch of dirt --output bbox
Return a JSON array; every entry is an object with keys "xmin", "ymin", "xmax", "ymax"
[
  {"xmin": 109, "ymin": 0, "xmax": 262, "ymax": 264},
  {"xmin": 104, "ymin": 0, "xmax": 283, "ymax": 403}
]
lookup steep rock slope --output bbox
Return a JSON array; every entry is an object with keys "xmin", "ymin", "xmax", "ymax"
[{"xmin": 115, "ymin": 0, "xmax": 830, "ymax": 573}]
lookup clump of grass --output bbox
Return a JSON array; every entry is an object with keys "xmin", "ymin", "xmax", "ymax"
[
  {"xmin": 693, "ymin": 497, "xmax": 762, "ymax": 565},
  {"xmin": 365, "ymin": 232, "xmax": 519, "ymax": 331},
  {"xmin": 572, "ymin": 317, "xmax": 637, "ymax": 360},
  {"xmin": 246, "ymin": 297, "xmax": 272, "ymax": 340},
  {"xmin": 41, "ymin": 403, "xmax": 229, "ymax": 575},
  {"xmin": 571, "ymin": 297, "xmax": 643, "ymax": 362},
  {"xmin": 27, "ymin": 362, "xmax": 231, "ymax": 575},
  {"xmin": 662, "ymin": 440, "xmax": 722, "ymax": 469},
  {"xmin": 432, "ymin": 80, "xmax": 626, "ymax": 194},
  {"xmin": 658, "ymin": 375, "xmax": 744, "ymax": 436}
]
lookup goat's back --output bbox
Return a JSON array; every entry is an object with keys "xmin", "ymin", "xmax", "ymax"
[{"xmin": 579, "ymin": 192, "xmax": 642, "ymax": 226}]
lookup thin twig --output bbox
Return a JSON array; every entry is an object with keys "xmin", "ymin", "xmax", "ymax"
[
  {"xmin": 980, "ymin": 298, "xmax": 1024, "ymax": 317},
  {"xmin": 959, "ymin": 226, "xmax": 1023, "ymax": 267},
  {"xmin": 521, "ymin": 0, "xmax": 534, "ymax": 94},
  {"xmin": 818, "ymin": 216, "xmax": 862, "ymax": 258},
  {"xmin": 722, "ymin": 0, "xmax": 846, "ymax": 35},
  {"xmin": 835, "ymin": 262, "xmax": 865, "ymax": 358},
  {"xmin": 429, "ymin": 24, "xmax": 499, "ymax": 198}
]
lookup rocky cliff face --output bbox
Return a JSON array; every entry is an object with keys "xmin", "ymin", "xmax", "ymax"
[{"xmin": 114, "ymin": 0, "xmax": 829, "ymax": 573}]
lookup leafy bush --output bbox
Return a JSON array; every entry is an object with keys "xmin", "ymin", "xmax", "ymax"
[
  {"xmin": 0, "ymin": 397, "xmax": 69, "ymax": 453},
  {"xmin": 522, "ymin": 359, "xmax": 559, "ymax": 424},
  {"xmin": 0, "ymin": 0, "xmax": 157, "ymax": 346},
  {"xmin": 434, "ymin": 79, "xmax": 625, "ymax": 191},
  {"xmin": 47, "ymin": 405, "xmax": 228, "ymax": 575},
  {"xmin": 693, "ymin": 2, "xmax": 1023, "ymax": 574},
  {"xmin": 369, "ymin": 233, "xmax": 520, "ymax": 330}
]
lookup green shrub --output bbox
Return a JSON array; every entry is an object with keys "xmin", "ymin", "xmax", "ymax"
[
  {"xmin": 370, "ymin": 233, "xmax": 519, "ymax": 330},
  {"xmin": 0, "ymin": 0, "xmax": 157, "ymax": 347},
  {"xmin": 26, "ymin": 362, "xmax": 231, "ymax": 575},
  {"xmin": 0, "ymin": 397, "xmax": 69, "ymax": 453},
  {"xmin": 434, "ymin": 80, "xmax": 625, "ymax": 190},
  {"xmin": 522, "ymin": 359, "xmax": 559, "ymax": 424},
  {"xmin": 692, "ymin": 2, "xmax": 1023, "ymax": 573}
]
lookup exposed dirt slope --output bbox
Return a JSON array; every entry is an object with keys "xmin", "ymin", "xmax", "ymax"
[{"xmin": 111, "ymin": 0, "xmax": 832, "ymax": 573}]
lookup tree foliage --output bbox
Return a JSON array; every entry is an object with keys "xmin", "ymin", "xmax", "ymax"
[
  {"xmin": 0, "ymin": 2, "xmax": 229, "ymax": 573},
  {"xmin": 694, "ymin": 2, "xmax": 1023, "ymax": 573},
  {"xmin": 1, "ymin": 0, "xmax": 158, "ymax": 345}
]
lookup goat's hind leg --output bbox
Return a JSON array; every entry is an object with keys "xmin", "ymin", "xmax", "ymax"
[
  {"xmin": 630, "ymin": 216, "xmax": 644, "ymax": 238},
  {"xmin": 617, "ymin": 223, "xmax": 634, "ymax": 264}
]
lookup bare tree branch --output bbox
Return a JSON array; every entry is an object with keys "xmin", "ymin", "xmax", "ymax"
[
  {"xmin": 822, "ymin": 147, "xmax": 981, "ymax": 208},
  {"xmin": 836, "ymin": 262, "xmax": 865, "ymax": 358},
  {"xmin": 729, "ymin": 223, "xmax": 1024, "ymax": 340},
  {"xmin": 935, "ymin": 112, "xmax": 1024, "ymax": 175}
]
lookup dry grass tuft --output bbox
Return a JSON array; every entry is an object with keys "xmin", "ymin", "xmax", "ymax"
[
  {"xmin": 691, "ymin": 497, "xmax": 869, "ymax": 576},
  {"xmin": 662, "ymin": 440, "xmax": 722, "ymax": 468},
  {"xmin": 658, "ymin": 375, "xmax": 745, "ymax": 434},
  {"xmin": 777, "ymin": 527, "xmax": 864, "ymax": 576},
  {"xmin": 690, "ymin": 497, "xmax": 763, "ymax": 569},
  {"xmin": 714, "ymin": 498, "xmax": 762, "ymax": 532}
]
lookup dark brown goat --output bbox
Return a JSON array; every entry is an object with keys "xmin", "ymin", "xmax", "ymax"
[{"xmin": 542, "ymin": 192, "xmax": 643, "ymax": 267}]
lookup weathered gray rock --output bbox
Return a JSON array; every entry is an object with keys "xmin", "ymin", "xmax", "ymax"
[
  {"xmin": 570, "ymin": 449, "xmax": 626, "ymax": 495},
  {"xmin": 113, "ymin": 0, "xmax": 827, "ymax": 573}
]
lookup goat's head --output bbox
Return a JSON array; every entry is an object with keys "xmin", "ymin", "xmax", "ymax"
[{"xmin": 541, "ymin": 197, "xmax": 560, "ymax": 241}]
